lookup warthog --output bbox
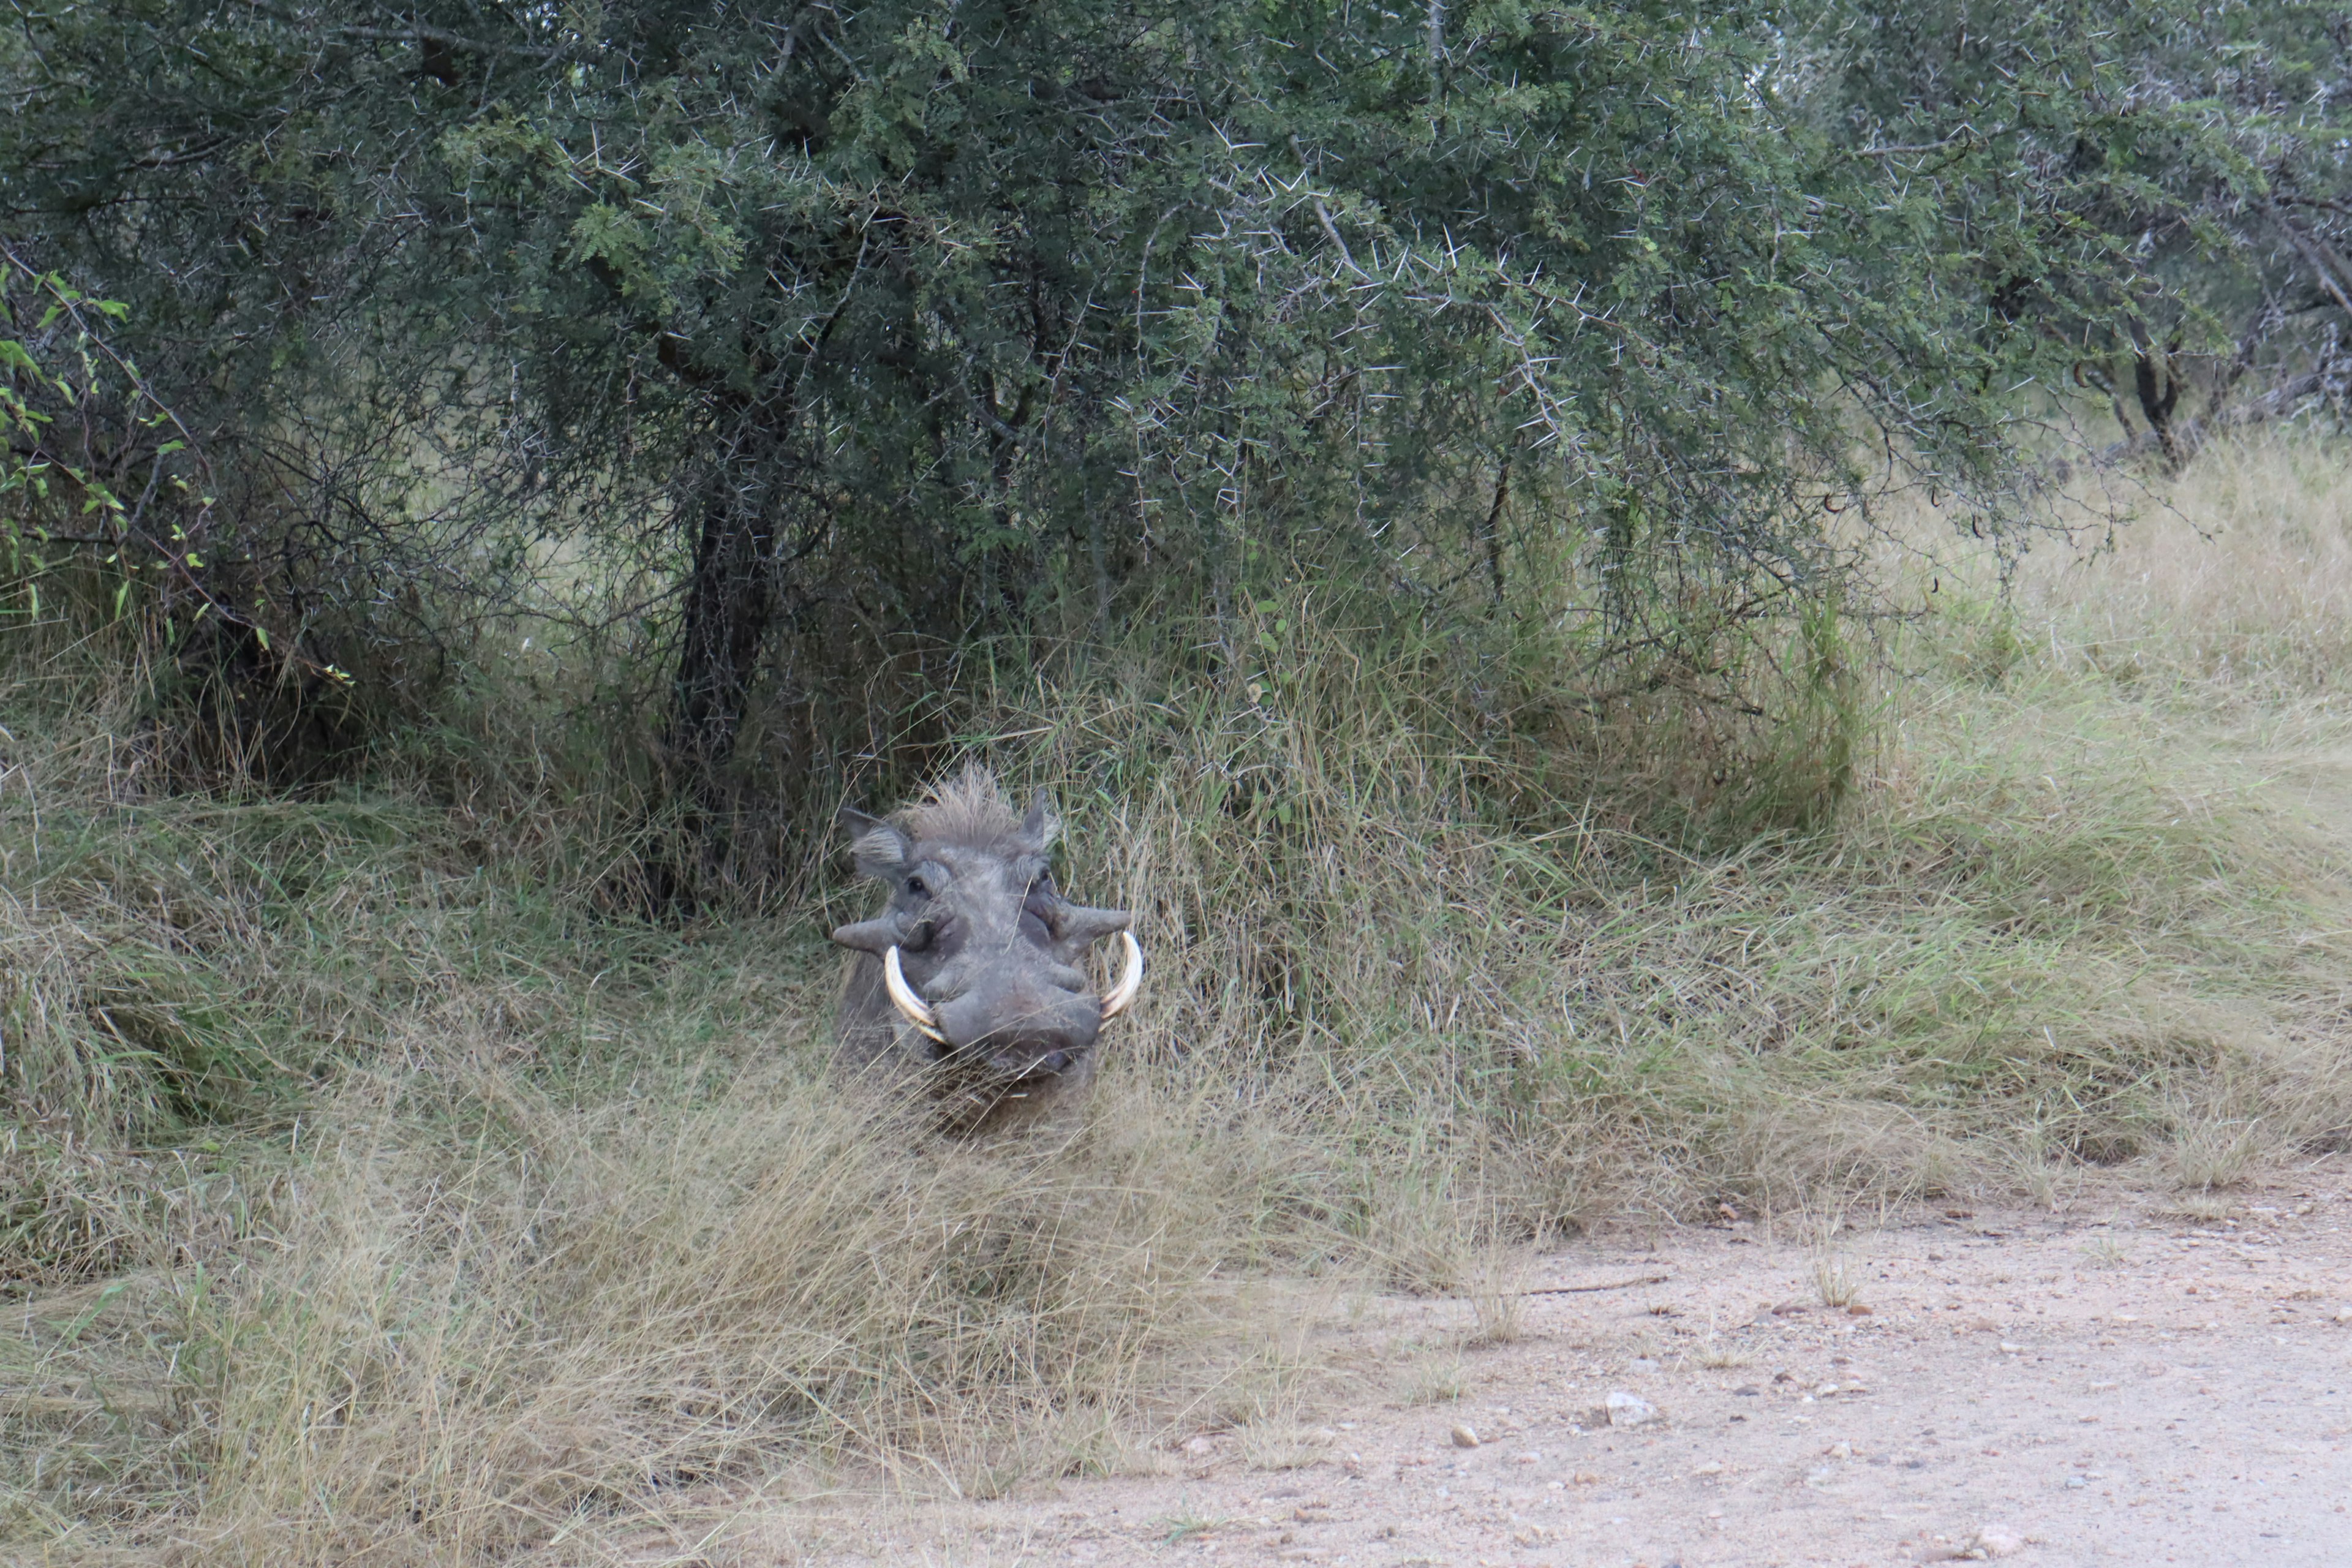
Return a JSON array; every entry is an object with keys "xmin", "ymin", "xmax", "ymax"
[{"xmin": 830, "ymin": 768, "xmax": 1144, "ymax": 1126}]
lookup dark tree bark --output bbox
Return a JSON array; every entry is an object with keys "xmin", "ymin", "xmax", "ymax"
[
  {"xmin": 2132, "ymin": 345, "xmax": 2184, "ymax": 468},
  {"xmin": 2124, "ymin": 316, "xmax": 2187, "ymax": 469},
  {"xmin": 1478, "ymin": 453, "xmax": 1511, "ymax": 608},
  {"xmin": 665, "ymin": 488, "xmax": 780, "ymax": 786},
  {"xmin": 643, "ymin": 434, "xmax": 791, "ymax": 911}
]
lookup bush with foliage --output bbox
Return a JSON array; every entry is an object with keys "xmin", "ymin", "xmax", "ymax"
[{"xmin": 0, "ymin": 0, "xmax": 2344, "ymax": 869}]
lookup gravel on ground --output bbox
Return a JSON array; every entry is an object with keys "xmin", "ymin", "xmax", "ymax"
[{"xmin": 712, "ymin": 1164, "xmax": 2352, "ymax": 1568}]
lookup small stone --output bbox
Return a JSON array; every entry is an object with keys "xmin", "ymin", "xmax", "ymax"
[
  {"xmin": 1732, "ymin": 1384, "xmax": 1762, "ymax": 1396},
  {"xmin": 1999, "ymin": 1342, "xmax": 2023, "ymax": 1354},
  {"xmin": 1827, "ymin": 1441, "xmax": 1853, "ymax": 1460},
  {"xmin": 2064, "ymin": 1475, "xmax": 2088, "ymax": 1489},
  {"xmin": 1449, "ymin": 1423, "xmax": 1480, "ymax": 1449},
  {"xmin": 1691, "ymin": 1460, "xmax": 1725, "ymax": 1476},
  {"xmin": 1182, "ymin": 1434, "xmax": 1218, "ymax": 1456},
  {"xmin": 1605, "ymin": 1390, "xmax": 1660, "ymax": 1428},
  {"xmin": 2334, "ymin": 1307, "xmax": 2352, "ymax": 1324},
  {"xmin": 1629, "ymin": 1357, "xmax": 1660, "ymax": 1373},
  {"xmin": 1845, "ymin": 1303, "xmax": 1874, "ymax": 1316},
  {"xmin": 1971, "ymin": 1525, "xmax": 2026, "ymax": 1558},
  {"xmin": 1816, "ymin": 1383, "xmax": 1841, "ymax": 1397}
]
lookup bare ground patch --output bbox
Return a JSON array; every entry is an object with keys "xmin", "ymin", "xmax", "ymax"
[{"xmin": 714, "ymin": 1163, "xmax": 2352, "ymax": 1568}]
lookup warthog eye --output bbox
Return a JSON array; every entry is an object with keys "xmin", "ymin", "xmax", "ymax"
[{"xmin": 907, "ymin": 875, "xmax": 927, "ymax": 897}]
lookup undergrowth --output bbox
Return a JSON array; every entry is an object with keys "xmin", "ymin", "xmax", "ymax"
[{"xmin": 3, "ymin": 438, "xmax": 2350, "ymax": 1561}]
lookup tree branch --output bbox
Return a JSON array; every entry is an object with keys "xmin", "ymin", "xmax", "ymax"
[{"xmin": 242, "ymin": 1, "xmax": 568, "ymax": 62}]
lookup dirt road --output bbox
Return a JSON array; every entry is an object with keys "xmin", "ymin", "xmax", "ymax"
[{"xmin": 750, "ymin": 1167, "xmax": 2352, "ymax": 1567}]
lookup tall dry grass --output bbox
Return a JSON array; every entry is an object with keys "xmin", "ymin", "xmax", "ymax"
[
  {"xmin": 2025, "ymin": 436, "xmax": 2352, "ymax": 699},
  {"xmin": 4, "ymin": 435, "xmax": 2351, "ymax": 1562},
  {"xmin": 113, "ymin": 1057, "xmax": 1243, "ymax": 1563}
]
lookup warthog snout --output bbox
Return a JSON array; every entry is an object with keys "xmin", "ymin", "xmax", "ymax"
[
  {"xmin": 829, "ymin": 767, "xmax": 1144, "ymax": 1123},
  {"xmin": 931, "ymin": 972, "xmax": 1102, "ymax": 1081}
]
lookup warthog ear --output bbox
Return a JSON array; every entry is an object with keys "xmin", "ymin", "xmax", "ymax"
[
  {"xmin": 1020, "ymin": 792, "xmax": 1060, "ymax": 850},
  {"xmin": 838, "ymin": 804, "xmax": 912, "ymax": 880}
]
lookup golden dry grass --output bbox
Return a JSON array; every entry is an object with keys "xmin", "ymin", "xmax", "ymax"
[
  {"xmin": 2, "ymin": 435, "xmax": 2350, "ymax": 1562},
  {"xmin": 2024, "ymin": 437, "xmax": 2352, "ymax": 699}
]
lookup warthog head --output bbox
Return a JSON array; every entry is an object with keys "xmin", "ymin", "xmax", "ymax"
[{"xmin": 831, "ymin": 769, "xmax": 1142, "ymax": 1115}]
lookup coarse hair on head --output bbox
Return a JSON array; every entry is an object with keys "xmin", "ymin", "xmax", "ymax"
[{"xmin": 898, "ymin": 764, "xmax": 1056, "ymax": 853}]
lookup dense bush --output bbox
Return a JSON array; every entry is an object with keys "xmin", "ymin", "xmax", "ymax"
[{"xmin": 5, "ymin": 0, "xmax": 2339, "ymax": 878}]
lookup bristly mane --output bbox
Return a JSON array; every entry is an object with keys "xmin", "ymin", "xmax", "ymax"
[{"xmin": 900, "ymin": 765, "xmax": 1030, "ymax": 850}]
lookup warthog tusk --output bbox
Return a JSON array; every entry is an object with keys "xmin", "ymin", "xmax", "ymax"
[
  {"xmin": 1099, "ymin": 930, "xmax": 1145, "ymax": 1022},
  {"xmin": 884, "ymin": 946, "xmax": 948, "ymax": 1042}
]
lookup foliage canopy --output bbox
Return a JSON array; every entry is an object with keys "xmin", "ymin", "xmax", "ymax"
[{"xmin": 1, "ymin": 0, "xmax": 2345, "ymax": 863}]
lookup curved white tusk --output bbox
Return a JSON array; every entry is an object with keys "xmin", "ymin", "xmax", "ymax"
[
  {"xmin": 883, "ymin": 946, "xmax": 948, "ymax": 1042},
  {"xmin": 1098, "ymin": 929, "xmax": 1145, "ymax": 1023}
]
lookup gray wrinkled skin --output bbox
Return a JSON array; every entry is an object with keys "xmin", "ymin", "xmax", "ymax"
[{"xmin": 831, "ymin": 768, "xmax": 1133, "ymax": 1131}]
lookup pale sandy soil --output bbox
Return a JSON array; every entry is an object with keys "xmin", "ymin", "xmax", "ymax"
[{"xmin": 725, "ymin": 1161, "xmax": 2352, "ymax": 1568}]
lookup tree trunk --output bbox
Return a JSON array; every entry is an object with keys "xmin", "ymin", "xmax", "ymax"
[
  {"xmin": 644, "ymin": 478, "xmax": 781, "ymax": 911},
  {"xmin": 1478, "ymin": 452, "xmax": 1511, "ymax": 608},
  {"xmin": 2125, "ymin": 318, "xmax": 2185, "ymax": 470},
  {"xmin": 665, "ymin": 488, "xmax": 778, "ymax": 782},
  {"xmin": 2132, "ymin": 345, "xmax": 2184, "ymax": 469}
]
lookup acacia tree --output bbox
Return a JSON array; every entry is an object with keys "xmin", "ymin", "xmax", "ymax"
[
  {"xmin": 1811, "ymin": 0, "xmax": 2352, "ymax": 466},
  {"xmin": 6, "ymin": 0, "xmax": 2336, "ymax": 875}
]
